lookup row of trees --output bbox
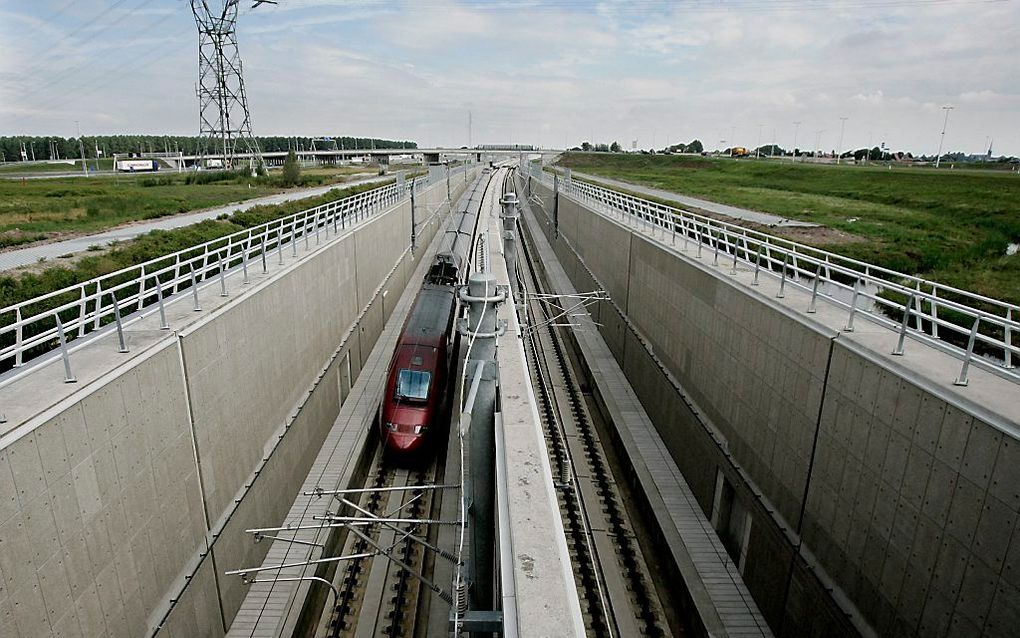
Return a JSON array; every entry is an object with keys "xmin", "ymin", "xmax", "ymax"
[
  {"xmin": 0, "ymin": 135, "xmax": 418, "ymax": 162},
  {"xmin": 576, "ymin": 141, "xmax": 622, "ymax": 153}
]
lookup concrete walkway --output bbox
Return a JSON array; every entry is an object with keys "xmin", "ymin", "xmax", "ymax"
[
  {"xmin": 558, "ymin": 169, "xmax": 817, "ymax": 228},
  {"xmin": 0, "ymin": 173, "xmax": 386, "ymax": 272}
]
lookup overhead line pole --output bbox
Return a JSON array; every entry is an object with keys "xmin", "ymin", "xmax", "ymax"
[{"xmin": 935, "ymin": 105, "xmax": 954, "ymax": 169}]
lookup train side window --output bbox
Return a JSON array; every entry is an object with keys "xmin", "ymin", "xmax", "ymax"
[
  {"xmin": 396, "ymin": 369, "xmax": 431, "ymax": 401},
  {"xmin": 711, "ymin": 468, "xmax": 752, "ymax": 573}
]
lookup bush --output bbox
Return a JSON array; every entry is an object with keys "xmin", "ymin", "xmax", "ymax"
[{"xmin": 282, "ymin": 151, "xmax": 301, "ymax": 186}]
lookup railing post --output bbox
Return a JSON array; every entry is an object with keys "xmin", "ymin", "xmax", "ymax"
[
  {"xmin": 111, "ymin": 293, "xmax": 128, "ymax": 353},
  {"xmin": 696, "ymin": 225, "xmax": 703, "ymax": 258},
  {"xmin": 155, "ymin": 277, "xmax": 170, "ymax": 330},
  {"xmin": 752, "ymin": 246, "xmax": 762, "ymax": 286},
  {"xmin": 93, "ymin": 280, "xmax": 104, "ymax": 330},
  {"xmin": 77, "ymin": 287, "xmax": 88, "ymax": 337},
  {"xmin": 730, "ymin": 235, "xmax": 738, "ymax": 275},
  {"xmin": 954, "ymin": 317, "xmax": 980, "ymax": 386},
  {"xmin": 292, "ymin": 227, "xmax": 298, "ymax": 257},
  {"xmin": 173, "ymin": 254, "xmax": 182, "ymax": 294},
  {"xmin": 242, "ymin": 246, "xmax": 250, "ymax": 284},
  {"xmin": 137, "ymin": 265, "xmax": 148, "ymax": 314},
  {"xmin": 14, "ymin": 307, "xmax": 24, "ymax": 368},
  {"xmin": 218, "ymin": 253, "xmax": 228, "ymax": 297},
  {"xmin": 54, "ymin": 313, "xmax": 76, "ymax": 383},
  {"xmin": 807, "ymin": 271, "xmax": 821, "ymax": 312},
  {"xmin": 892, "ymin": 293, "xmax": 915, "ymax": 355},
  {"xmin": 777, "ymin": 253, "xmax": 790, "ymax": 298},
  {"xmin": 713, "ymin": 229, "xmax": 720, "ymax": 266},
  {"xmin": 844, "ymin": 279, "xmax": 861, "ymax": 331},
  {"xmin": 190, "ymin": 268, "xmax": 202, "ymax": 312},
  {"xmin": 1006, "ymin": 308, "xmax": 1014, "ymax": 370}
]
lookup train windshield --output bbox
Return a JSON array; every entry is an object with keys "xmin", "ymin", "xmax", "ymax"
[{"xmin": 396, "ymin": 369, "xmax": 431, "ymax": 402}]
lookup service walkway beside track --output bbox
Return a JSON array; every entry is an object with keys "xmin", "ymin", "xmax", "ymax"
[
  {"xmin": 519, "ymin": 182, "xmax": 773, "ymax": 637},
  {"xmin": 224, "ymin": 175, "xmax": 476, "ymax": 637}
]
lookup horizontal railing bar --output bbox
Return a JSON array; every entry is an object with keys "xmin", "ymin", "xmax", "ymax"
[
  {"xmin": 527, "ymin": 164, "xmax": 1019, "ymax": 383},
  {"xmin": 0, "ymin": 168, "xmax": 473, "ymax": 370}
]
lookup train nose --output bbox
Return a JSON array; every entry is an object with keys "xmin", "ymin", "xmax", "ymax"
[{"xmin": 385, "ymin": 430, "xmax": 425, "ymax": 455}]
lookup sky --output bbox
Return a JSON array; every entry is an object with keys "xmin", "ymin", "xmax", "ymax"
[{"xmin": 1, "ymin": 0, "xmax": 1018, "ymax": 155}]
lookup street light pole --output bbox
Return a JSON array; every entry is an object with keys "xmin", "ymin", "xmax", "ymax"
[
  {"xmin": 756, "ymin": 124, "xmax": 763, "ymax": 159},
  {"xmin": 935, "ymin": 105, "xmax": 954, "ymax": 169},
  {"xmin": 75, "ymin": 120, "xmax": 88, "ymax": 178},
  {"xmin": 815, "ymin": 130, "xmax": 825, "ymax": 159},
  {"xmin": 792, "ymin": 121, "xmax": 801, "ymax": 162},
  {"xmin": 836, "ymin": 116, "xmax": 848, "ymax": 165}
]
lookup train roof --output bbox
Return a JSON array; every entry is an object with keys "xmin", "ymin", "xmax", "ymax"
[{"xmin": 399, "ymin": 285, "xmax": 456, "ymax": 348}]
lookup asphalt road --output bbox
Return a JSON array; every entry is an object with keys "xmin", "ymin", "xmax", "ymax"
[{"xmin": 0, "ymin": 174, "xmax": 386, "ymax": 272}]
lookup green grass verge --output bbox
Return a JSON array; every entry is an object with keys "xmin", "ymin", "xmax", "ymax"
[
  {"xmin": 555, "ymin": 152, "xmax": 1020, "ymax": 305},
  {"xmin": 0, "ymin": 179, "xmax": 389, "ymax": 314},
  {"xmin": 0, "ymin": 168, "xmax": 370, "ymax": 249}
]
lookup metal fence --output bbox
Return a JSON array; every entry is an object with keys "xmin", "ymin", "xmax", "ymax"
[
  {"xmin": 0, "ymin": 166, "xmax": 470, "ymax": 376},
  {"xmin": 527, "ymin": 165, "xmax": 1019, "ymax": 386}
]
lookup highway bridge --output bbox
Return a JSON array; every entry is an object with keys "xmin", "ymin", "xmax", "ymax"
[
  {"xmin": 0, "ymin": 160, "xmax": 1017, "ymax": 638},
  {"xmin": 155, "ymin": 147, "xmax": 560, "ymax": 169}
]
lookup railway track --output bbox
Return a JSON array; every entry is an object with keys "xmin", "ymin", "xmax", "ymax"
[
  {"xmin": 515, "ymin": 181, "xmax": 674, "ymax": 638},
  {"xmin": 318, "ymin": 171, "xmax": 499, "ymax": 638}
]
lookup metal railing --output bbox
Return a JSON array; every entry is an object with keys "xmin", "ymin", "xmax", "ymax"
[
  {"xmin": 0, "ymin": 165, "xmax": 471, "ymax": 376},
  {"xmin": 527, "ymin": 164, "xmax": 1019, "ymax": 386}
]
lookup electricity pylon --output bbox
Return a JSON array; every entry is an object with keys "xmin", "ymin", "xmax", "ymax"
[{"xmin": 190, "ymin": 0, "xmax": 264, "ymax": 170}]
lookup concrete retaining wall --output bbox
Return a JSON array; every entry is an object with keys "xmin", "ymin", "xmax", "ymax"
[
  {"xmin": 0, "ymin": 173, "xmax": 476, "ymax": 638},
  {"xmin": 524, "ymin": 176, "xmax": 1020, "ymax": 638}
]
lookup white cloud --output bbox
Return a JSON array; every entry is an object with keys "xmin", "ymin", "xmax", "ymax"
[{"xmin": 0, "ymin": 0, "xmax": 1017, "ymax": 155}]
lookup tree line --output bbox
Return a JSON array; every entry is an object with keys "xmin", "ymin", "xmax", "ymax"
[{"xmin": 0, "ymin": 135, "xmax": 418, "ymax": 162}]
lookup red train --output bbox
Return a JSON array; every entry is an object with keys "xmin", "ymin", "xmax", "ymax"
[
  {"xmin": 378, "ymin": 253, "xmax": 462, "ymax": 455},
  {"xmin": 379, "ymin": 170, "xmax": 487, "ymax": 456}
]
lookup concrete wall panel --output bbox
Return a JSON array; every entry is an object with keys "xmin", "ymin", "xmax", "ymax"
[
  {"xmin": 0, "ymin": 177, "xmax": 475, "ymax": 638},
  {"xmin": 0, "ymin": 343, "xmax": 206, "ymax": 638},
  {"xmin": 532, "ymin": 181, "xmax": 1017, "ymax": 638},
  {"xmin": 623, "ymin": 232, "xmax": 832, "ymax": 529},
  {"xmin": 804, "ymin": 340, "xmax": 1020, "ymax": 638}
]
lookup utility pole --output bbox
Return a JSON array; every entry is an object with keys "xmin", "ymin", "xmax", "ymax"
[
  {"xmin": 836, "ymin": 116, "xmax": 848, "ymax": 165},
  {"xmin": 468, "ymin": 110, "xmax": 473, "ymax": 148},
  {"xmin": 75, "ymin": 121, "xmax": 88, "ymax": 177},
  {"xmin": 935, "ymin": 105, "xmax": 954, "ymax": 168},
  {"xmin": 756, "ymin": 124, "xmax": 763, "ymax": 158},
  {"xmin": 814, "ymin": 130, "xmax": 825, "ymax": 159},
  {"xmin": 792, "ymin": 121, "xmax": 801, "ymax": 162},
  {"xmin": 191, "ymin": 0, "xmax": 264, "ymax": 171}
]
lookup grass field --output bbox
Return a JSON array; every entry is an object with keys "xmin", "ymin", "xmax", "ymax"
[
  {"xmin": 555, "ymin": 153, "xmax": 1020, "ymax": 305},
  {"xmin": 0, "ymin": 165, "xmax": 377, "ymax": 250},
  {"xmin": 0, "ymin": 178, "xmax": 390, "ymax": 314}
]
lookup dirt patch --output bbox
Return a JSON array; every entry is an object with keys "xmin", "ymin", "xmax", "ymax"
[{"xmin": 694, "ymin": 209, "xmax": 865, "ymax": 246}]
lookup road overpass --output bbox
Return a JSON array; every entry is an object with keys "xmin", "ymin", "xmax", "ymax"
[
  {"xmin": 0, "ymin": 160, "xmax": 1016, "ymax": 638},
  {"xmin": 152, "ymin": 147, "xmax": 561, "ymax": 169}
]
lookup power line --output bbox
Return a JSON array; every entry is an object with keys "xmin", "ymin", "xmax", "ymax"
[{"xmin": 13, "ymin": 0, "xmax": 164, "ymax": 86}]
